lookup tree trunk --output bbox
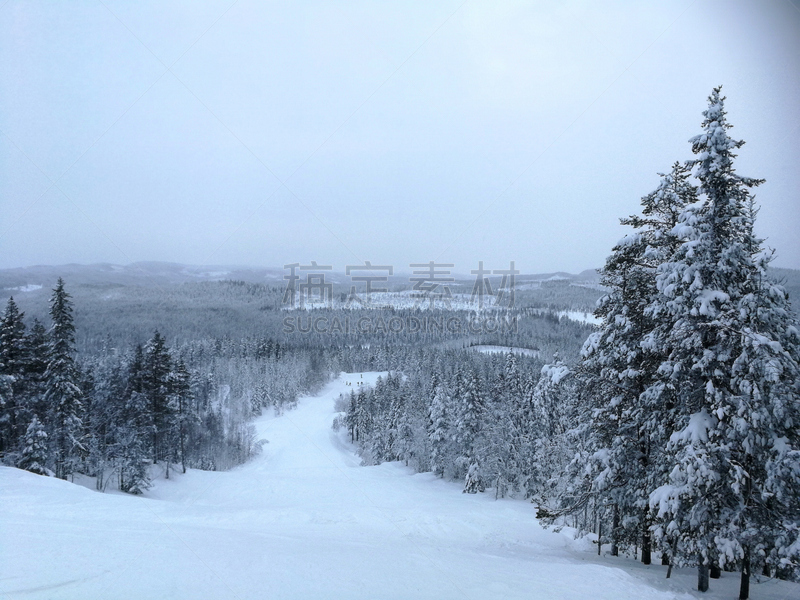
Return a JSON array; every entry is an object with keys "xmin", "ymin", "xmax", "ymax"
[
  {"xmin": 180, "ymin": 411, "xmax": 186, "ymax": 474},
  {"xmin": 666, "ymin": 538, "xmax": 678, "ymax": 579},
  {"xmin": 710, "ymin": 564, "xmax": 721, "ymax": 579},
  {"xmin": 597, "ymin": 520, "xmax": 602, "ymax": 556},
  {"xmin": 611, "ymin": 505, "xmax": 619, "ymax": 557},
  {"xmin": 698, "ymin": 562, "xmax": 709, "ymax": 592},
  {"xmin": 642, "ymin": 529, "xmax": 652, "ymax": 565},
  {"xmin": 739, "ymin": 549, "xmax": 750, "ymax": 600},
  {"xmin": 181, "ymin": 435, "xmax": 186, "ymax": 474}
]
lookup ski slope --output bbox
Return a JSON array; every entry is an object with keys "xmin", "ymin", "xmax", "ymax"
[{"xmin": 1, "ymin": 373, "xmax": 797, "ymax": 600}]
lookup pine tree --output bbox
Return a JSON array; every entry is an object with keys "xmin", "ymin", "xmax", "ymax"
[
  {"xmin": 23, "ymin": 319, "xmax": 49, "ymax": 424},
  {"xmin": 117, "ymin": 346, "xmax": 151, "ymax": 494},
  {"xmin": 170, "ymin": 359, "xmax": 193, "ymax": 474},
  {"xmin": 528, "ymin": 355, "xmax": 579, "ymax": 505},
  {"xmin": 17, "ymin": 415, "xmax": 48, "ymax": 475},
  {"xmin": 647, "ymin": 87, "xmax": 800, "ymax": 595},
  {"xmin": 45, "ymin": 279, "xmax": 84, "ymax": 480},
  {"xmin": 143, "ymin": 331, "xmax": 173, "ymax": 464},
  {"xmin": 457, "ymin": 370, "xmax": 484, "ymax": 493},
  {"xmin": 581, "ymin": 162, "xmax": 696, "ymax": 561},
  {"xmin": 0, "ymin": 366, "xmax": 13, "ymax": 462},
  {"xmin": 0, "ymin": 297, "xmax": 27, "ymax": 453},
  {"xmin": 0, "ymin": 297, "xmax": 27, "ymax": 379},
  {"xmin": 429, "ymin": 383, "xmax": 450, "ymax": 478}
]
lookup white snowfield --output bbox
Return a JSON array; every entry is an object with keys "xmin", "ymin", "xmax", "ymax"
[{"xmin": 1, "ymin": 373, "xmax": 797, "ymax": 600}]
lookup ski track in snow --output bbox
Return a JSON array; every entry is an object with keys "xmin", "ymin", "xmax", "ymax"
[{"xmin": 2, "ymin": 373, "xmax": 797, "ymax": 600}]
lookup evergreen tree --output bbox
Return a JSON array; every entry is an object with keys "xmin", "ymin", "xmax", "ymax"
[
  {"xmin": 647, "ymin": 87, "xmax": 800, "ymax": 595},
  {"xmin": 0, "ymin": 297, "xmax": 27, "ymax": 453},
  {"xmin": 117, "ymin": 346, "xmax": 151, "ymax": 494},
  {"xmin": 0, "ymin": 367, "xmax": 13, "ymax": 461},
  {"xmin": 429, "ymin": 384, "xmax": 450, "ymax": 478},
  {"xmin": 143, "ymin": 331, "xmax": 173, "ymax": 464},
  {"xmin": 581, "ymin": 162, "xmax": 696, "ymax": 561},
  {"xmin": 170, "ymin": 359, "xmax": 193, "ymax": 474},
  {"xmin": 45, "ymin": 279, "xmax": 84, "ymax": 480},
  {"xmin": 17, "ymin": 415, "xmax": 48, "ymax": 475},
  {"xmin": 457, "ymin": 370, "xmax": 484, "ymax": 493},
  {"xmin": 23, "ymin": 319, "xmax": 49, "ymax": 424},
  {"xmin": 0, "ymin": 297, "xmax": 27, "ymax": 380}
]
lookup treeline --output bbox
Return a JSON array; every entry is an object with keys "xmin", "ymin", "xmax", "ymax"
[
  {"xmin": 0, "ymin": 280, "xmax": 327, "ymax": 493},
  {"xmin": 335, "ymin": 351, "xmax": 574, "ymax": 501},
  {"xmin": 337, "ymin": 89, "xmax": 800, "ymax": 597}
]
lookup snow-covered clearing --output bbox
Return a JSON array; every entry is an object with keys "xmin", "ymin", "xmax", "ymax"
[
  {"xmin": 470, "ymin": 345, "xmax": 539, "ymax": 357},
  {"xmin": 556, "ymin": 310, "xmax": 601, "ymax": 326},
  {"xmin": 2, "ymin": 373, "xmax": 797, "ymax": 599},
  {"xmin": 4, "ymin": 284, "xmax": 43, "ymax": 293}
]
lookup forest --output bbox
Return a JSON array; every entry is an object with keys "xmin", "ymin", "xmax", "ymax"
[{"xmin": 2, "ymin": 88, "xmax": 799, "ymax": 599}]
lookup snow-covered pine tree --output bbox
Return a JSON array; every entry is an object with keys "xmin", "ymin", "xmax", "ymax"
[
  {"xmin": 528, "ymin": 355, "xmax": 579, "ymax": 506},
  {"xmin": 45, "ymin": 279, "xmax": 84, "ymax": 480},
  {"xmin": 647, "ymin": 87, "xmax": 800, "ymax": 596},
  {"xmin": 170, "ymin": 359, "xmax": 194, "ymax": 474},
  {"xmin": 82, "ymin": 351, "xmax": 127, "ymax": 490},
  {"xmin": 429, "ymin": 383, "xmax": 450, "ymax": 478},
  {"xmin": 0, "ymin": 297, "xmax": 27, "ymax": 454},
  {"xmin": 0, "ymin": 364, "xmax": 14, "ymax": 462},
  {"xmin": 143, "ymin": 331, "xmax": 173, "ymax": 464},
  {"xmin": 479, "ymin": 354, "xmax": 514, "ymax": 498},
  {"xmin": 17, "ymin": 415, "xmax": 48, "ymax": 475},
  {"xmin": 23, "ymin": 319, "xmax": 49, "ymax": 424},
  {"xmin": 117, "ymin": 345, "xmax": 151, "ymax": 494},
  {"xmin": 0, "ymin": 297, "xmax": 27, "ymax": 381},
  {"xmin": 457, "ymin": 370, "xmax": 485, "ymax": 493},
  {"xmin": 581, "ymin": 161, "xmax": 696, "ymax": 562}
]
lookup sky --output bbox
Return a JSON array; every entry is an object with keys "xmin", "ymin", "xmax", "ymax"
[{"xmin": 1, "ymin": 0, "xmax": 799, "ymax": 275}]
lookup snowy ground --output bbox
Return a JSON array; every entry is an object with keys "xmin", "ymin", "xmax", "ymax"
[
  {"xmin": 2, "ymin": 373, "xmax": 797, "ymax": 600},
  {"xmin": 470, "ymin": 345, "xmax": 539, "ymax": 357}
]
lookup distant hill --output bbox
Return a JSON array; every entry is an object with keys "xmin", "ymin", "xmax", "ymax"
[
  {"xmin": 0, "ymin": 262, "xmax": 286, "ymax": 289},
  {"xmin": 2, "ymin": 262, "xmax": 796, "ymax": 313},
  {"xmin": 0, "ymin": 262, "xmax": 603, "ymax": 292}
]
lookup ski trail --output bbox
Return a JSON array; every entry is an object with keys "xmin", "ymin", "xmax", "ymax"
[{"xmin": 3, "ymin": 372, "xmax": 780, "ymax": 600}]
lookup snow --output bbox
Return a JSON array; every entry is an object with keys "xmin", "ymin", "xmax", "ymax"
[
  {"xmin": 541, "ymin": 363, "xmax": 570, "ymax": 385},
  {"xmin": 2, "ymin": 373, "xmax": 798, "ymax": 599},
  {"xmin": 470, "ymin": 345, "xmax": 538, "ymax": 357},
  {"xmin": 4, "ymin": 284, "xmax": 43, "ymax": 292},
  {"xmin": 526, "ymin": 308, "xmax": 602, "ymax": 326},
  {"xmin": 671, "ymin": 410, "xmax": 716, "ymax": 445},
  {"xmin": 695, "ymin": 289, "xmax": 730, "ymax": 316},
  {"xmin": 557, "ymin": 310, "xmax": 602, "ymax": 326}
]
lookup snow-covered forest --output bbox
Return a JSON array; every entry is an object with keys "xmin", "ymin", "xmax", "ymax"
[{"xmin": 2, "ymin": 90, "xmax": 799, "ymax": 599}]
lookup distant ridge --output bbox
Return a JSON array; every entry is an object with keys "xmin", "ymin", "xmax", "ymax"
[
  {"xmin": 0, "ymin": 261, "xmax": 602, "ymax": 290},
  {"xmin": 2, "ymin": 262, "xmax": 797, "ymax": 306}
]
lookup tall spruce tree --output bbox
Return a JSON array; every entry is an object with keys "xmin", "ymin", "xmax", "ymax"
[
  {"xmin": 143, "ymin": 331, "xmax": 173, "ymax": 464},
  {"xmin": 45, "ymin": 279, "xmax": 84, "ymax": 480},
  {"xmin": 171, "ymin": 359, "xmax": 193, "ymax": 474},
  {"xmin": 0, "ymin": 297, "xmax": 28, "ymax": 453},
  {"xmin": 24, "ymin": 319, "xmax": 49, "ymax": 424},
  {"xmin": 581, "ymin": 162, "xmax": 696, "ymax": 562},
  {"xmin": 17, "ymin": 415, "xmax": 48, "ymax": 475},
  {"xmin": 429, "ymin": 383, "xmax": 450, "ymax": 478},
  {"xmin": 0, "ymin": 363, "xmax": 13, "ymax": 461},
  {"xmin": 457, "ymin": 370, "xmax": 484, "ymax": 493},
  {"xmin": 117, "ymin": 345, "xmax": 151, "ymax": 494},
  {"xmin": 647, "ymin": 87, "xmax": 800, "ymax": 596}
]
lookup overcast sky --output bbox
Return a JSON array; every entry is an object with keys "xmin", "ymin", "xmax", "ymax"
[{"xmin": 1, "ymin": 0, "xmax": 799, "ymax": 275}]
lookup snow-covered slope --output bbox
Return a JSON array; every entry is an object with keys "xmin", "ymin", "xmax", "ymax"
[{"xmin": 1, "ymin": 374, "xmax": 796, "ymax": 599}]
